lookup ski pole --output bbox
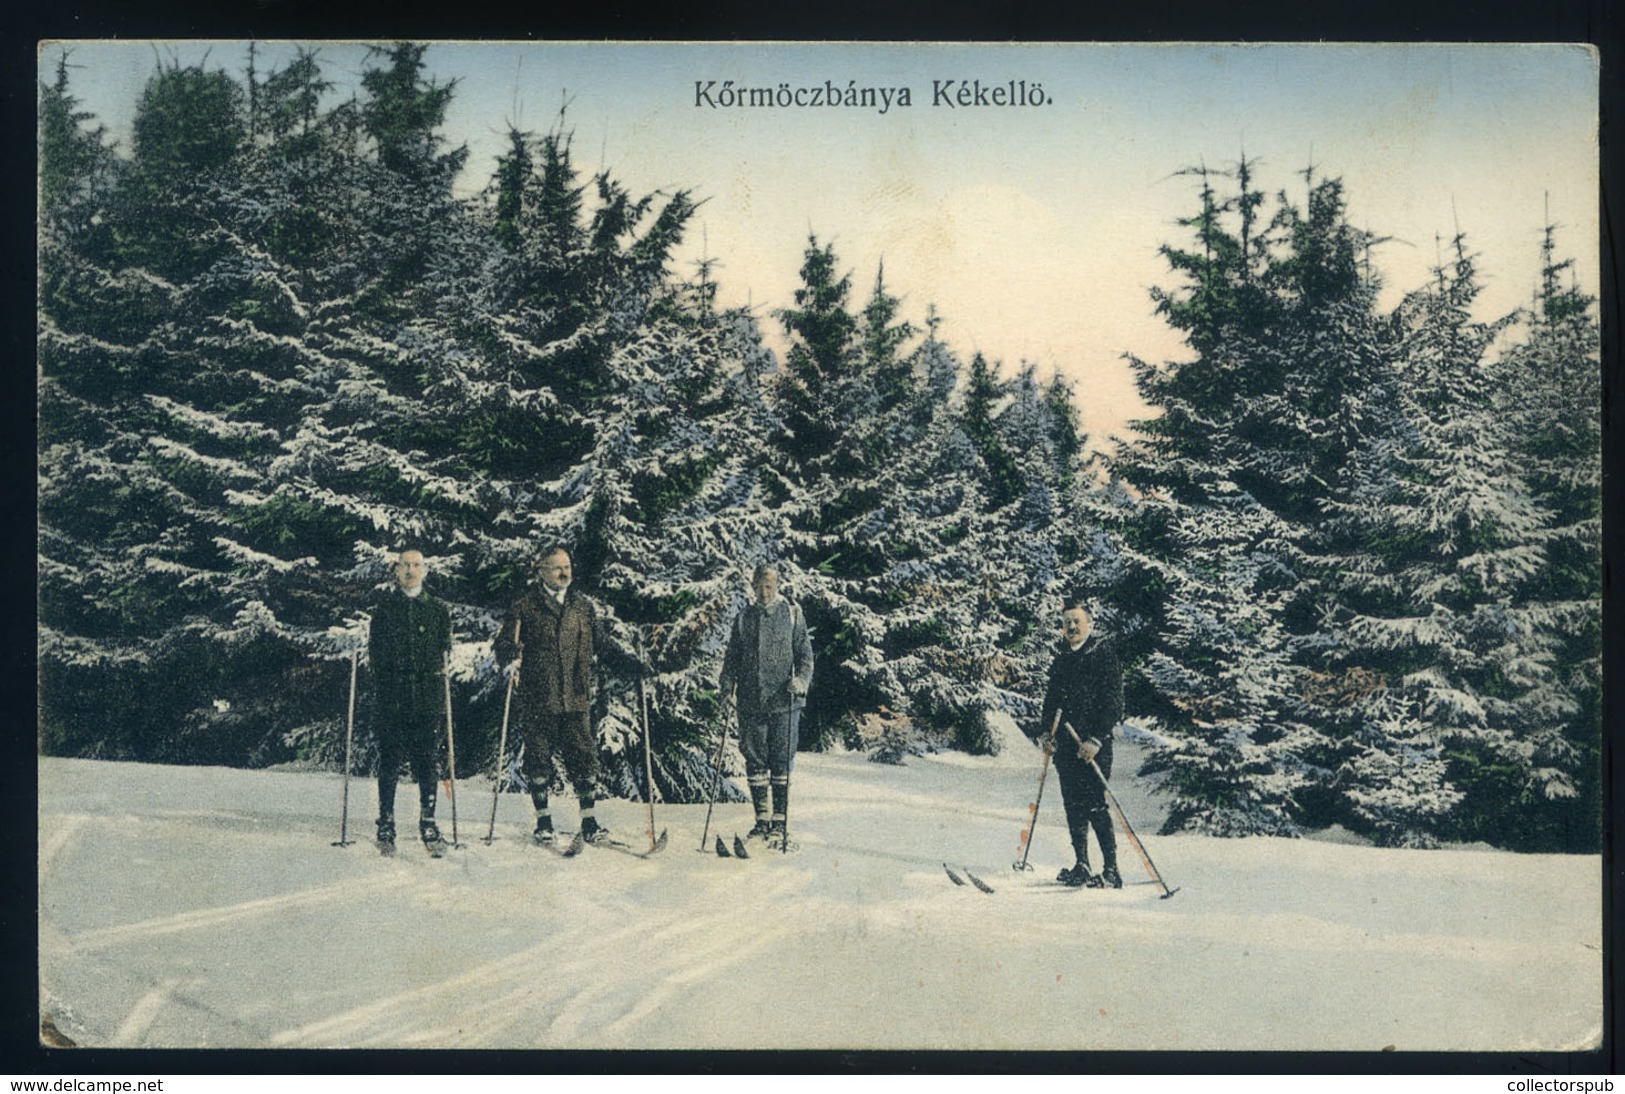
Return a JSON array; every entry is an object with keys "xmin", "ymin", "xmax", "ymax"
[
  {"xmin": 1013, "ymin": 710, "xmax": 1064, "ymax": 871},
  {"xmin": 485, "ymin": 620, "xmax": 520, "ymax": 844},
  {"xmin": 443, "ymin": 652, "xmax": 460, "ymax": 849},
  {"xmin": 332, "ymin": 644, "xmax": 359, "ymax": 847},
  {"xmin": 783, "ymin": 704, "xmax": 801, "ymax": 855},
  {"xmin": 639, "ymin": 673, "xmax": 658, "ymax": 853},
  {"xmin": 1088, "ymin": 756, "xmax": 1178, "ymax": 899},
  {"xmin": 697, "ymin": 693, "xmax": 733, "ymax": 852}
]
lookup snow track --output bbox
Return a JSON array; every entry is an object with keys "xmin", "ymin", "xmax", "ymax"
[{"xmin": 39, "ymin": 751, "xmax": 1601, "ymax": 1051}]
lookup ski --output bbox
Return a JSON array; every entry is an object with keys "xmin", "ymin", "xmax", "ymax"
[
  {"xmin": 593, "ymin": 828, "xmax": 668, "ymax": 859},
  {"xmin": 943, "ymin": 863, "xmax": 996, "ymax": 893},
  {"xmin": 732, "ymin": 835, "xmax": 750, "ymax": 859},
  {"xmin": 715, "ymin": 835, "xmax": 731, "ymax": 857},
  {"xmin": 963, "ymin": 868, "xmax": 995, "ymax": 894}
]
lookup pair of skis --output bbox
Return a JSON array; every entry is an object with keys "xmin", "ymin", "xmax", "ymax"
[
  {"xmin": 712, "ymin": 833, "xmax": 799, "ymax": 857},
  {"xmin": 696, "ymin": 697, "xmax": 799, "ymax": 858},
  {"xmin": 714, "ymin": 834, "xmax": 751, "ymax": 858},
  {"xmin": 943, "ymin": 863, "xmax": 995, "ymax": 893},
  {"xmin": 538, "ymin": 828, "xmax": 667, "ymax": 859}
]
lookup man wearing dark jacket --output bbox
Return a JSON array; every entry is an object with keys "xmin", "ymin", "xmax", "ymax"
[
  {"xmin": 495, "ymin": 546, "xmax": 636, "ymax": 846},
  {"xmin": 368, "ymin": 547, "xmax": 454, "ymax": 854},
  {"xmin": 1032, "ymin": 601, "xmax": 1124, "ymax": 888}
]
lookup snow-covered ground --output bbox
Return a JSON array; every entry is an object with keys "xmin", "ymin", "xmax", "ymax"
[{"xmin": 38, "ymin": 730, "xmax": 1601, "ymax": 1052}]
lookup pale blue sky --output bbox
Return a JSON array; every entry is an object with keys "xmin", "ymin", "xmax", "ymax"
[{"xmin": 41, "ymin": 41, "xmax": 1599, "ymax": 444}]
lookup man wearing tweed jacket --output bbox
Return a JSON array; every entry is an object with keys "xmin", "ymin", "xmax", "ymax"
[
  {"xmin": 719, "ymin": 564, "xmax": 814, "ymax": 848},
  {"xmin": 494, "ymin": 546, "xmax": 621, "ymax": 846}
]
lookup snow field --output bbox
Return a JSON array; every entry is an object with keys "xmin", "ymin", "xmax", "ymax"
[{"xmin": 38, "ymin": 742, "xmax": 1600, "ymax": 1051}]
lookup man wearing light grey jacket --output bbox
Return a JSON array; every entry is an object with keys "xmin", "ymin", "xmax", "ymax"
[{"xmin": 719, "ymin": 564, "xmax": 814, "ymax": 848}]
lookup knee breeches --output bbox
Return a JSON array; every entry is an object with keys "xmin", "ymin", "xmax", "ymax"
[{"xmin": 519, "ymin": 710, "xmax": 597, "ymax": 794}]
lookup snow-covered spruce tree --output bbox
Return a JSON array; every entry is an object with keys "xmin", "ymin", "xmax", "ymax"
[
  {"xmin": 990, "ymin": 366, "xmax": 1078, "ymax": 642},
  {"xmin": 38, "ymin": 51, "xmax": 121, "ymax": 245},
  {"xmin": 38, "ymin": 43, "xmax": 794, "ymax": 802},
  {"xmin": 42, "ymin": 44, "xmax": 481, "ymax": 767},
  {"xmin": 1105, "ymin": 161, "xmax": 1376, "ymax": 837},
  {"xmin": 764, "ymin": 242, "xmax": 1029, "ymax": 757},
  {"xmin": 764, "ymin": 239, "xmax": 902, "ymax": 750},
  {"xmin": 178, "ymin": 44, "xmax": 491, "ymax": 768},
  {"xmin": 37, "ymin": 55, "xmax": 292, "ymax": 763},
  {"xmin": 1489, "ymin": 222, "xmax": 1602, "ymax": 851},
  {"xmin": 837, "ymin": 312, "xmax": 1021, "ymax": 758},
  {"xmin": 1241, "ymin": 168, "xmax": 1418, "ymax": 837},
  {"xmin": 968, "ymin": 364, "xmax": 1107, "ymax": 727},
  {"xmin": 448, "ymin": 117, "xmax": 784, "ymax": 802},
  {"xmin": 1317, "ymin": 237, "xmax": 1569, "ymax": 848}
]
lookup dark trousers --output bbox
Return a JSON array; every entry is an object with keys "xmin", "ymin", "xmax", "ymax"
[
  {"xmin": 376, "ymin": 704, "xmax": 441, "ymax": 821},
  {"xmin": 737, "ymin": 705, "xmax": 800, "ymax": 778},
  {"xmin": 738, "ymin": 706, "xmax": 799, "ymax": 824},
  {"xmin": 1055, "ymin": 750, "xmax": 1116, "ymax": 871},
  {"xmin": 519, "ymin": 709, "xmax": 598, "ymax": 799}
]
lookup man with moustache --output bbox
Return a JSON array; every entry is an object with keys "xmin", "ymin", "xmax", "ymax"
[
  {"xmin": 1031, "ymin": 600, "xmax": 1124, "ymax": 888},
  {"xmin": 495, "ymin": 545, "xmax": 641, "ymax": 847}
]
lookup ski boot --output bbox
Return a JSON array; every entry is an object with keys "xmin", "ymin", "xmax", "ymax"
[
  {"xmin": 746, "ymin": 818, "xmax": 772, "ymax": 840},
  {"xmin": 420, "ymin": 818, "xmax": 447, "ymax": 858},
  {"xmin": 1100, "ymin": 864, "xmax": 1123, "ymax": 890},
  {"xmin": 375, "ymin": 818, "xmax": 397, "ymax": 856},
  {"xmin": 765, "ymin": 820, "xmax": 797, "ymax": 851},
  {"xmin": 533, "ymin": 816, "xmax": 556, "ymax": 847},
  {"xmin": 580, "ymin": 815, "xmax": 611, "ymax": 845}
]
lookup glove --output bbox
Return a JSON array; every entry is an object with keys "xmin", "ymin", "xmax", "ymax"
[
  {"xmin": 1078, "ymin": 738, "xmax": 1100, "ymax": 762},
  {"xmin": 503, "ymin": 659, "xmax": 522, "ymax": 684},
  {"xmin": 790, "ymin": 678, "xmax": 809, "ymax": 698},
  {"xmin": 1039, "ymin": 736, "xmax": 1055, "ymax": 757}
]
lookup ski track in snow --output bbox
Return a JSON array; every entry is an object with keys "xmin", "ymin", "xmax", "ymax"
[
  {"xmin": 38, "ymin": 749, "xmax": 1602, "ymax": 1051},
  {"xmin": 74, "ymin": 874, "xmax": 413, "ymax": 953},
  {"xmin": 39, "ymin": 813, "xmax": 86, "ymax": 873},
  {"xmin": 111, "ymin": 980, "xmax": 190, "ymax": 1047}
]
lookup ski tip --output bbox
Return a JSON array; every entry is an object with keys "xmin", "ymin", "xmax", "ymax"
[
  {"xmin": 562, "ymin": 832, "xmax": 586, "ymax": 857},
  {"xmin": 715, "ymin": 835, "xmax": 732, "ymax": 858},
  {"xmin": 654, "ymin": 828, "xmax": 669, "ymax": 851},
  {"xmin": 964, "ymin": 869, "xmax": 996, "ymax": 895},
  {"xmin": 943, "ymin": 862, "xmax": 966, "ymax": 886},
  {"xmin": 733, "ymin": 835, "xmax": 750, "ymax": 859}
]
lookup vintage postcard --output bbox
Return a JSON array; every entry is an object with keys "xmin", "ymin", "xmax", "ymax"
[{"xmin": 36, "ymin": 41, "xmax": 1602, "ymax": 1054}]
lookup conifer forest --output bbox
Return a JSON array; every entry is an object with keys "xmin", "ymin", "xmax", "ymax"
[{"xmin": 37, "ymin": 45, "xmax": 1602, "ymax": 853}]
